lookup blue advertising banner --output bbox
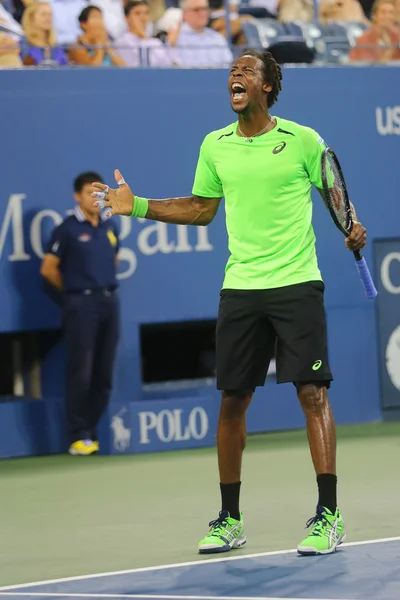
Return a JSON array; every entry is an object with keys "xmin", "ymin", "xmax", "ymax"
[
  {"xmin": 99, "ymin": 396, "xmax": 219, "ymax": 454},
  {"xmin": 374, "ymin": 239, "xmax": 400, "ymax": 410},
  {"xmin": 0, "ymin": 397, "xmax": 65, "ymax": 459},
  {"xmin": 0, "ymin": 65, "xmax": 397, "ymax": 457}
]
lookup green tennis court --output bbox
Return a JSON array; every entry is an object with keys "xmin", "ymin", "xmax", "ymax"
[{"xmin": 2, "ymin": 422, "xmax": 400, "ymax": 587}]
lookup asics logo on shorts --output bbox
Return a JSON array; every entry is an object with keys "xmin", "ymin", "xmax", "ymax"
[
  {"xmin": 312, "ymin": 360, "xmax": 322, "ymax": 371},
  {"xmin": 272, "ymin": 142, "xmax": 286, "ymax": 154}
]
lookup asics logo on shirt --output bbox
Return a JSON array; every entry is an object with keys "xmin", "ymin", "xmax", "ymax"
[{"xmin": 272, "ymin": 142, "xmax": 286, "ymax": 154}]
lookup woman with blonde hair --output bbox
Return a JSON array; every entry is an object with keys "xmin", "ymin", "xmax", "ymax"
[{"xmin": 21, "ymin": 2, "xmax": 68, "ymax": 66}]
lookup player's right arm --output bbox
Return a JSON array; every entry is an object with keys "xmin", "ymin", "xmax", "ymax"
[
  {"xmin": 146, "ymin": 195, "xmax": 221, "ymax": 225},
  {"xmin": 92, "ymin": 181, "xmax": 221, "ymax": 225},
  {"xmin": 92, "ymin": 135, "xmax": 223, "ymax": 225}
]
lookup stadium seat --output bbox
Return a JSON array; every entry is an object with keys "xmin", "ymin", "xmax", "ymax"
[
  {"xmin": 238, "ymin": 0, "xmax": 276, "ymax": 18},
  {"xmin": 335, "ymin": 20, "xmax": 368, "ymax": 46},
  {"xmin": 323, "ymin": 22, "xmax": 350, "ymax": 62},
  {"xmin": 238, "ymin": 6, "xmax": 276, "ymax": 19},
  {"xmin": 290, "ymin": 20, "xmax": 349, "ymax": 63},
  {"xmin": 241, "ymin": 18, "xmax": 301, "ymax": 48},
  {"xmin": 241, "ymin": 19, "xmax": 263, "ymax": 48},
  {"xmin": 292, "ymin": 21, "xmax": 330, "ymax": 48},
  {"xmin": 283, "ymin": 22, "xmax": 305, "ymax": 38},
  {"xmin": 241, "ymin": 19, "xmax": 314, "ymax": 63}
]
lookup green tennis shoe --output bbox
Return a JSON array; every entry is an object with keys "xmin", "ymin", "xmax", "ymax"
[
  {"xmin": 198, "ymin": 510, "xmax": 246, "ymax": 554},
  {"xmin": 297, "ymin": 505, "xmax": 346, "ymax": 555}
]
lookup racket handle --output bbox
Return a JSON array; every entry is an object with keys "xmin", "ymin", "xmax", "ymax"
[{"xmin": 354, "ymin": 254, "xmax": 378, "ymax": 299}]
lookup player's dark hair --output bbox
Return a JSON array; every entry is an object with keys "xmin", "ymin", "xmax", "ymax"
[
  {"xmin": 124, "ymin": 0, "xmax": 149, "ymax": 16},
  {"xmin": 240, "ymin": 48, "xmax": 282, "ymax": 108},
  {"xmin": 74, "ymin": 172, "xmax": 103, "ymax": 193},
  {"xmin": 78, "ymin": 5, "xmax": 102, "ymax": 24}
]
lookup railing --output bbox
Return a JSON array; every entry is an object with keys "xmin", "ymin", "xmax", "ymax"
[{"xmin": 1, "ymin": 16, "xmax": 400, "ymax": 69}]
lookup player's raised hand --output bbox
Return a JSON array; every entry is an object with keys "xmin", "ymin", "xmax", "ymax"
[
  {"xmin": 92, "ymin": 169, "xmax": 134, "ymax": 217},
  {"xmin": 346, "ymin": 221, "xmax": 367, "ymax": 251}
]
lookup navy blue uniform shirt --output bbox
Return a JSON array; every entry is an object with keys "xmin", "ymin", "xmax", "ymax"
[{"xmin": 46, "ymin": 207, "xmax": 120, "ymax": 293}]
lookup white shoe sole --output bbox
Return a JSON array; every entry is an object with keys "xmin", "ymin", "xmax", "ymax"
[
  {"xmin": 297, "ymin": 533, "xmax": 346, "ymax": 556},
  {"xmin": 199, "ymin": 534, "xmax": 247, "ymax": 554}
]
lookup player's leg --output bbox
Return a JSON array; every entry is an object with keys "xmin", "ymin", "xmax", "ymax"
[
  {"xmin": 198, "ymin": 290, "xmax": 275, "ymax": 554},
  {"xmin": 269, "ymin": 281, "xmax": 344, "ymax": 555},
  {"xmin": 296, "ymin": 382, "xmax": 344, "ymax": 555},
  {"xmin": 297, "ymin": 382, "xmax": 336, "ymax": 508},
  {"xmin": 217, "ymin": 388, "xmax": 252, "ymax": 513}
]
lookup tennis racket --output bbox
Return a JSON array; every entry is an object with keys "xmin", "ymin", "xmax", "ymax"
[{"xmin": 320, "ymin": 147, "xmax": 377, "ymax": 300}]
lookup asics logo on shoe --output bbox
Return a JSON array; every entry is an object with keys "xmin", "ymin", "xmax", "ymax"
[
  {"xmin": 225, "ymin": 524, "xmax": 241, "ymax": 541},
  {"xmin": 327, "ymin": 520, "xmax": 339, "ymax": 546}
]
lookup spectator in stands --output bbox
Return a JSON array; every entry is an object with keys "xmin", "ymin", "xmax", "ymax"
[
  {"xmin": 209, "ymin": 0, "xmax": 253, "ymax": 45},
  {"xmin": 171, "ymin": 0, "xmax": 232, "ymax": 67},
  {"xmin": 395, "ymin": 0, "xmax": 400, "ymax": 26},
  {"xmin": 0, "ymin": 0, "xmax": 24, "ymax": 30},
  {"xmin": 8, "ymin": 0, "xmax": 32, "ymax": 23},
  {"xmin": 359, "ymin": 0, "xmax": 375, "ymax": 17},
  {"xmin": 91, "ymin": 0, "xmax": 127, "ymax": 40},
  {"xmin": 0, "ymin": 17, "xmax": 22, "ymax": 66},
  {"xmin": 319, "ymin": 0, "xmax": 370, "ymax": 24},
  {"xmin": 68, "ymin": 5, "xmax": 125, "ymax": 66},
  {"xmin": 247, "ymin": 0, "xmax": 279, "ymax": 18},
  {"xmin": 49, "ymin": 0, "xmax": 87, "ymax": 46},
  {"xmin": 40, "ymin": 172, "xmax": 120, "ymax": 457},
  {"xmin": 154, "ymin": 7, "xmax": 181, "ymax": 38},
  {"xmin": 91, "ymin": 0, "xmax": 163, "ymax": 40},
  {"xmin": 10, "ymin": 0, "xmax": 89, "ymax": 45},
  {"xmin": 115, "ymin": 0, "xmax": 173, "ymax": 66},
  {"xmin": 21, "ymin": 2, "xmax": 68, "ymax": 65},
  {"xmin": 278, "ymin": 0, "xmax": 314, "ymax": 22},
  {"xmin": 350, "ymin": 0, "xmax": 400, "ymax": 61}
]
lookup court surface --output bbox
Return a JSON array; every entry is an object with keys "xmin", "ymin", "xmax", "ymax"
[
  {"xmin": 1, "ymin": 537, "xmax": 400, "ymax": 600},
  {"xmin": 2, "ymin": 423, "xmax": 400, "ymax": 599}
]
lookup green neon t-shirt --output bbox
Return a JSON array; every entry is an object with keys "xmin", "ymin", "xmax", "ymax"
[{"xmin": 192, "ymin": 116, "xmax": 326, "ymax": 290}]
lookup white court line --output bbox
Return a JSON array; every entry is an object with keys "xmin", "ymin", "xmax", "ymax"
[
  {"xmin": 1, "ymin": 535, "xmax": 400, "ymax": 592},
  {"xmin": 0, "ymin": 595, "xmax": 352, "ymax": 600}
]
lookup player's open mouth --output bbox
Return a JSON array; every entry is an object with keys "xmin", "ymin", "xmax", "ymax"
[{"xmin": 231, "ymin": 82, "xmax": 247, "ymax": 103}]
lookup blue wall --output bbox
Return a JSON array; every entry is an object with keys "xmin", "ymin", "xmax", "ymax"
[{"xmin": 0, "ymin": 66, "xmax": 399, "ymax": 456}]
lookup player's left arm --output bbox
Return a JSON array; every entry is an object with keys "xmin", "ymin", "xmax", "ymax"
[{"xmin": 302, "ymin": 128, "xmax": 366, "ymax": 251}]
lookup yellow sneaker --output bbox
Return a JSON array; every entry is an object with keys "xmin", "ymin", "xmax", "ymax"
[
  {"xmin": 93, "ymin": 441, "xmax": 100, "ymax": 452},
  {"xmin": 69, "ymin": 440, "xmax": 98, "ymax": 456}
]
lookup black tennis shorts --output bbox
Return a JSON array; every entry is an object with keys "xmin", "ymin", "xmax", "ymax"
[{"xmin": 216, "ymin": 280, "xmax": 333, "ymax": 391}]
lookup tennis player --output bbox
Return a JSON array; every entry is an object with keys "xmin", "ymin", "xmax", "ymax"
[{"xmin": 92, "ymin": 49, "xmax": 367, "ymax": 556}]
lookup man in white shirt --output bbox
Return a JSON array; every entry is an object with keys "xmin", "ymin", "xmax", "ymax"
[
  {"xmin": 115, "ymin": 0, "xmax": 172, "ymax": 66},
  {"xmin": 173, "ymin": 0, "xmax": 232, "ymax": 67}
]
